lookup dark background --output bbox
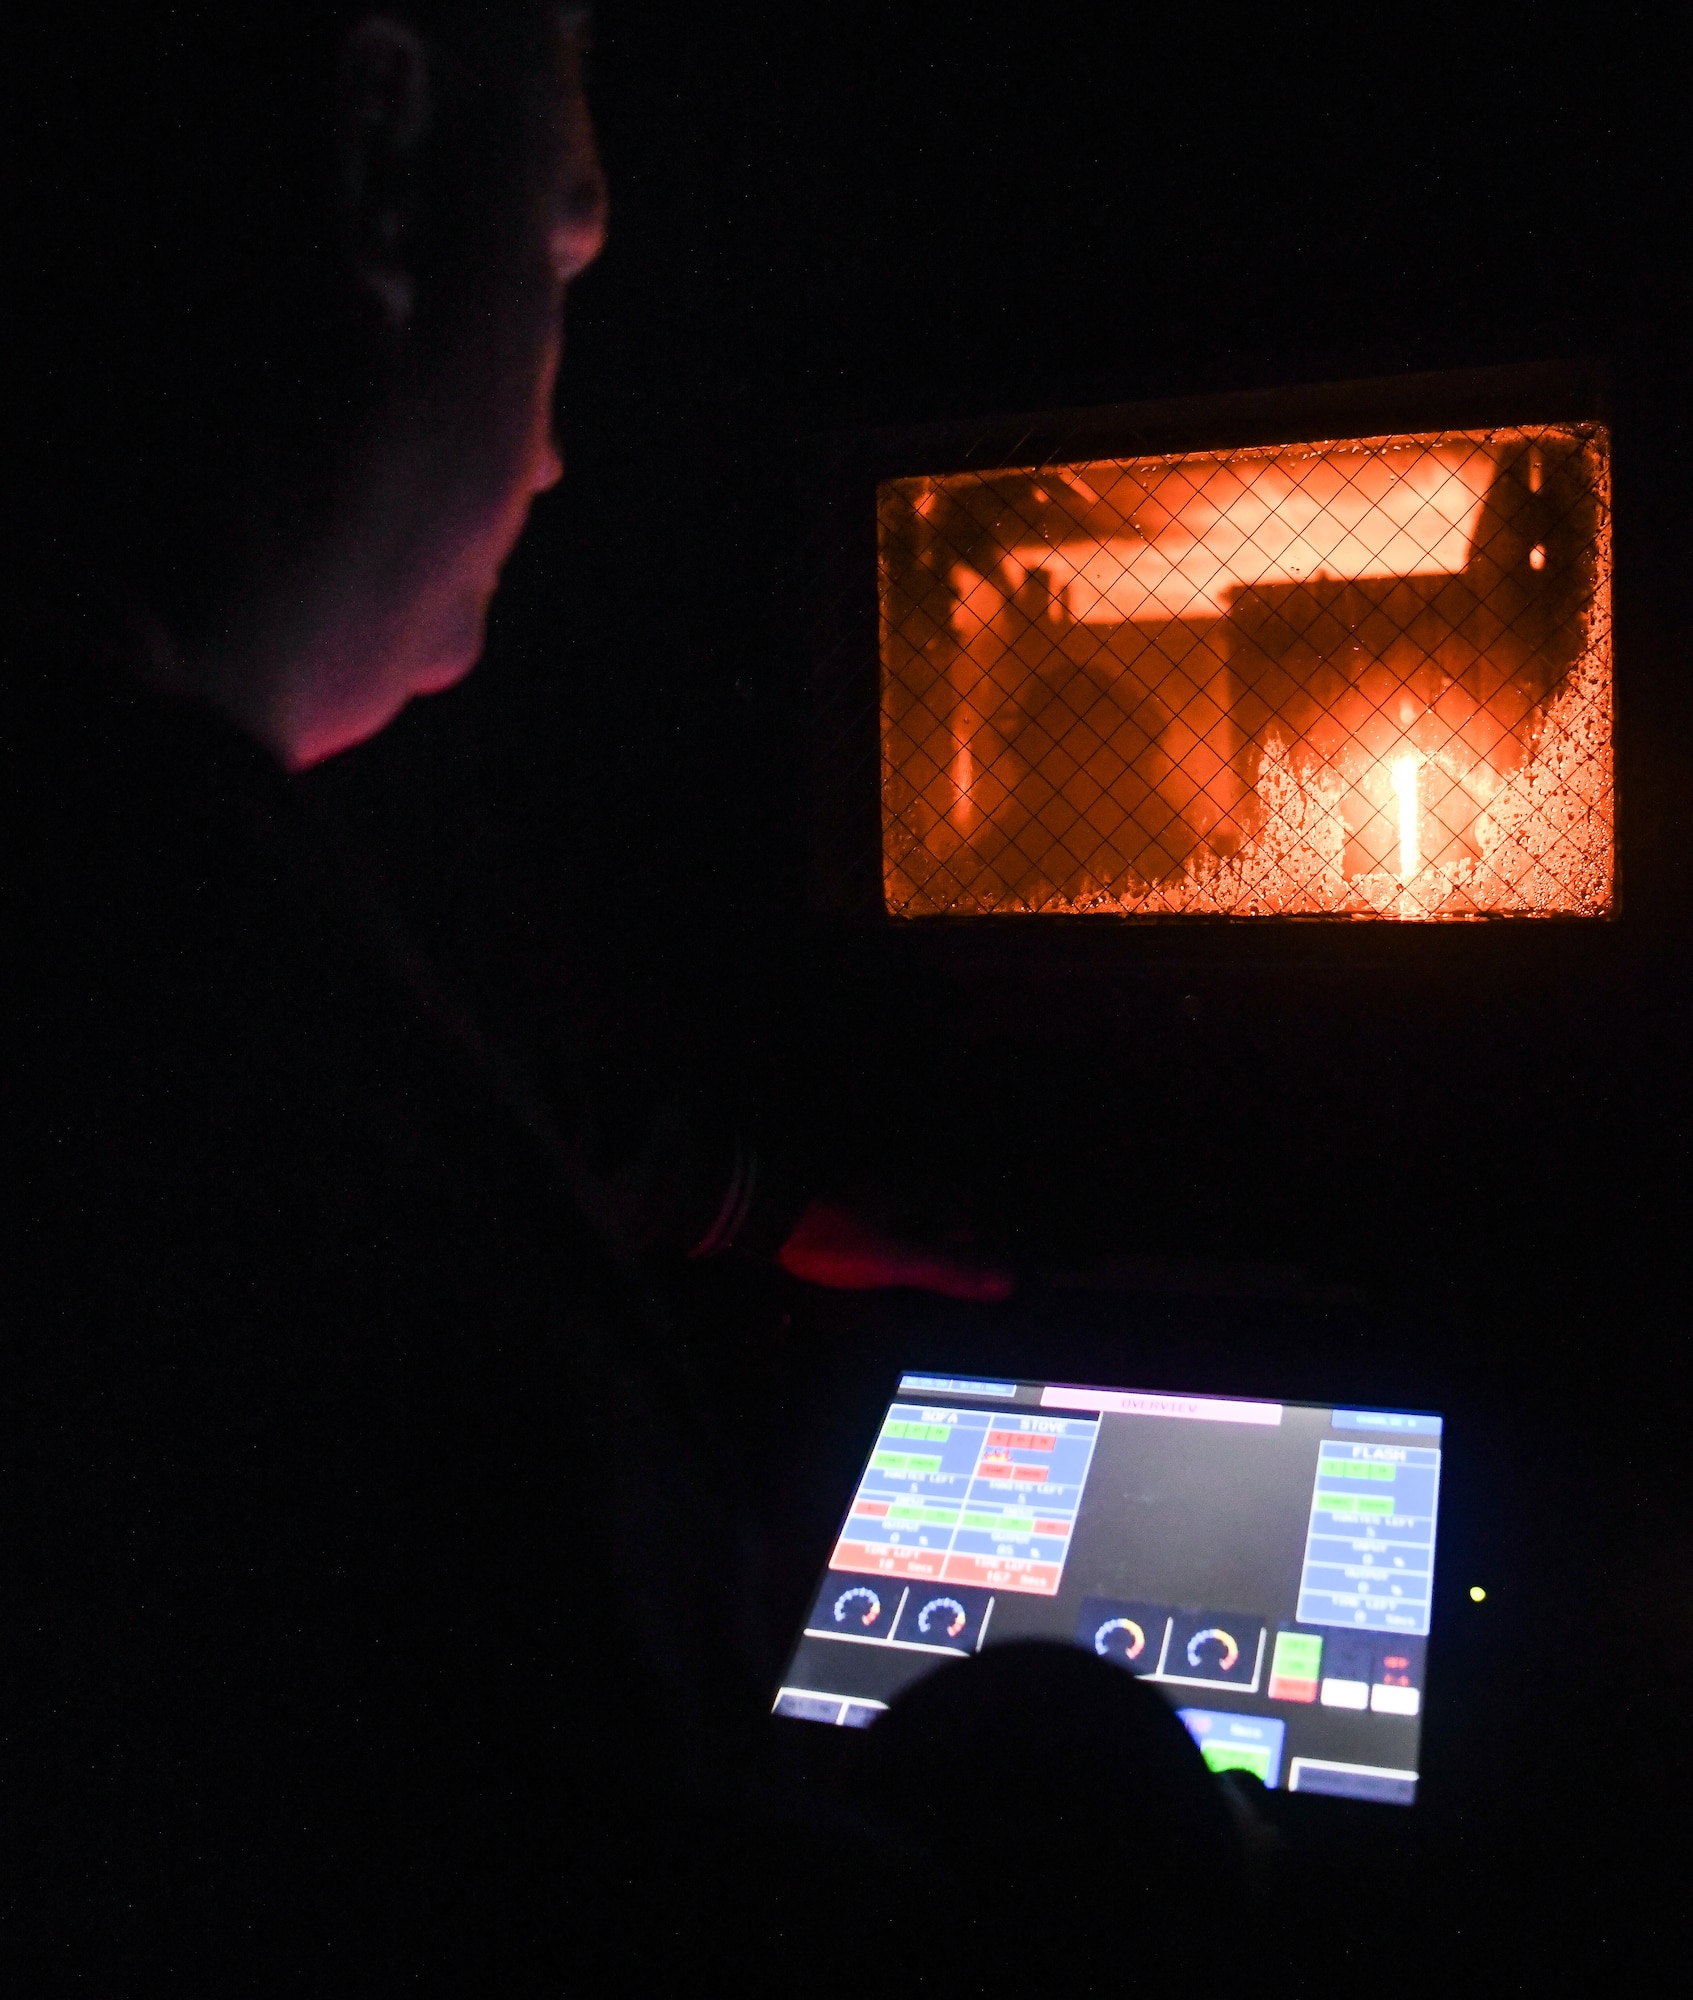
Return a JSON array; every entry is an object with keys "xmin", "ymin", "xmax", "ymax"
[{"xmin": 309, "ymin": 4, "xmax": 1687, "ymax": 1979}]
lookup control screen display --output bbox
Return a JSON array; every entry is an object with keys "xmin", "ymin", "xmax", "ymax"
[{"xmin": 774, "ymin": 1374, "xmax": 1443, "ymax": 1805}]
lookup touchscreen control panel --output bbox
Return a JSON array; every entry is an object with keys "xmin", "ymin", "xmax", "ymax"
[{"xmin": 774, "ymin": 1376, "xmax": 1442, "ymax": 1805}]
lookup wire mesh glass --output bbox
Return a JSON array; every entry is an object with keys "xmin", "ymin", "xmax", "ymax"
[{"xmin": 879, "ymin": 426, "xmax": 1612, "ymax": 919}]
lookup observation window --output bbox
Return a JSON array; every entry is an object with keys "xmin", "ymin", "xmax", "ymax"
[{"xmin": 879, "ymin": 426, "xmax": 1611, "ymax": 920}]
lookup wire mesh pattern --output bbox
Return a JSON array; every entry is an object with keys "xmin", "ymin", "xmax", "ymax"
[{"xmin": 880, "ymin": 426, "xmax": 1612, "ymax": 919}]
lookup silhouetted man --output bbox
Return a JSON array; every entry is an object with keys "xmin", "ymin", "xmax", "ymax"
[
  {"xmin": 7, "ymin": 8, "xmax": 1238, "ymax": 1988},
  {"xmin": 9, "ymin": 8, "xmax": 747, "ymax": 1985}
]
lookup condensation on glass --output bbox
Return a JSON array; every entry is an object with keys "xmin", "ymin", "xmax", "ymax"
[{"xmin": 879, "ymin": 427, "xmax": 1612, "ymax": 920}]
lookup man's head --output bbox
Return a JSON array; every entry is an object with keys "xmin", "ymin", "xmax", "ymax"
[{"xmin": 17, "ymin": 4, "xmax": 607, "ymax": 766}]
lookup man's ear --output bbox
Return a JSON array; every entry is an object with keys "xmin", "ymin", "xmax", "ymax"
[{"xmin": 337, "ymin": 15, "xmax": 433, "ymax": 328}]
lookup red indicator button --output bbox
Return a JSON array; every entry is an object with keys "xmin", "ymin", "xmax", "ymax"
[
  {"xmin": 1268, "ymin": 1675, "xmax": 1318, "ymax": 1704},
  {"xmin": 831, "ymin": 1539, "xmax": 948, "ymax": 1581},
  {"xmin": 941, "ymin": 1553, "xmax": 1063, "ymax": 1594}
]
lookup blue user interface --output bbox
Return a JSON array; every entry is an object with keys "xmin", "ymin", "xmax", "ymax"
[{"xmin": 775, "ymin": 1377, "xmax": 1443, "ymax": 1806}]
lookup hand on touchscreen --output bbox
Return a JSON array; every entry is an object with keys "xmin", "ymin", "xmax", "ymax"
[
  {"xmin": 743, "ymin": 1645, "xmax": 1250, "ymax": 1981},
  {"xmin": 874, "ymin": 1644, "xmax": 1246, "ymax": 1974}
]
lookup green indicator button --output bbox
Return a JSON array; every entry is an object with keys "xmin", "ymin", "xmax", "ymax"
[
  {"xmin": 1199, "ymin": 1742, "xmax": 1272, "ymax": 1782},
  {"xmin": 871, "ymin": 1452, "xmax": 907, "ymax": 1471},
  {"xmin": 920, "ymin": 1506, "xmax": 958, "ymax": 1525},
  {"xmin": 962, "ymin": 1512, "xmax": 997, "ymax": 1529},
  {"xmin": 1270, "ymin": 1632, "xmax": 1323, "ymax": 1678},
  {"xmin": 905, "ymin": 1455, "xmax": 943, "ymax": 1473},
  {"xmin": 1318, "ymin": 1491, "xmax": 1394, "ymax": 1515}
]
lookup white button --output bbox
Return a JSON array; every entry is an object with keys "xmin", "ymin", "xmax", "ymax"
[
  {"xmin": 1370, "ymin": 1683, "xmax": 1420, "ymax": 1716},
  {"xmin": 1320, "ymin": 1678, "xmax": 1370, "ymax": 1709}
]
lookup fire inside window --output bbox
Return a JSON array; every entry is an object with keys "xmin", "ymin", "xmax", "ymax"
[{"xmin": 879, "ymin": 427, "xmax": 1612, "ymax": 919}]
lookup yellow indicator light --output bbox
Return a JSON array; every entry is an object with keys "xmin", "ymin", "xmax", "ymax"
[{"xmin": 1468, "ymin": 1586, "xmax": 1487, "ymax": 1603}]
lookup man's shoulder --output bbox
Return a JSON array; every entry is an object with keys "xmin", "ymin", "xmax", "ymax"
[{"xmin": 5, "ymin": 651, "xmax": 287, "ymax": 891}]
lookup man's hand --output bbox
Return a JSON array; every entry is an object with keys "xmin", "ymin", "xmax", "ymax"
[{"xmin": 775, "ymin": 1200, "xmax": 1014, "ymax": 1301}]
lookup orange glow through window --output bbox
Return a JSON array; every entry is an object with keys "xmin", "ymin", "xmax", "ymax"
[{"xmin": 879, "ymin": 426, "xmax": 1612, "ymax": 919}]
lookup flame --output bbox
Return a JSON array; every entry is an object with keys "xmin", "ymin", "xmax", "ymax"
[
  {"xmin": 951, "ymin": 741, "xmax": 974, "ymax": 828},
  {"xmin": 1391, "ymin": 756, "xmax": 1420, "ymax": 882}
]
